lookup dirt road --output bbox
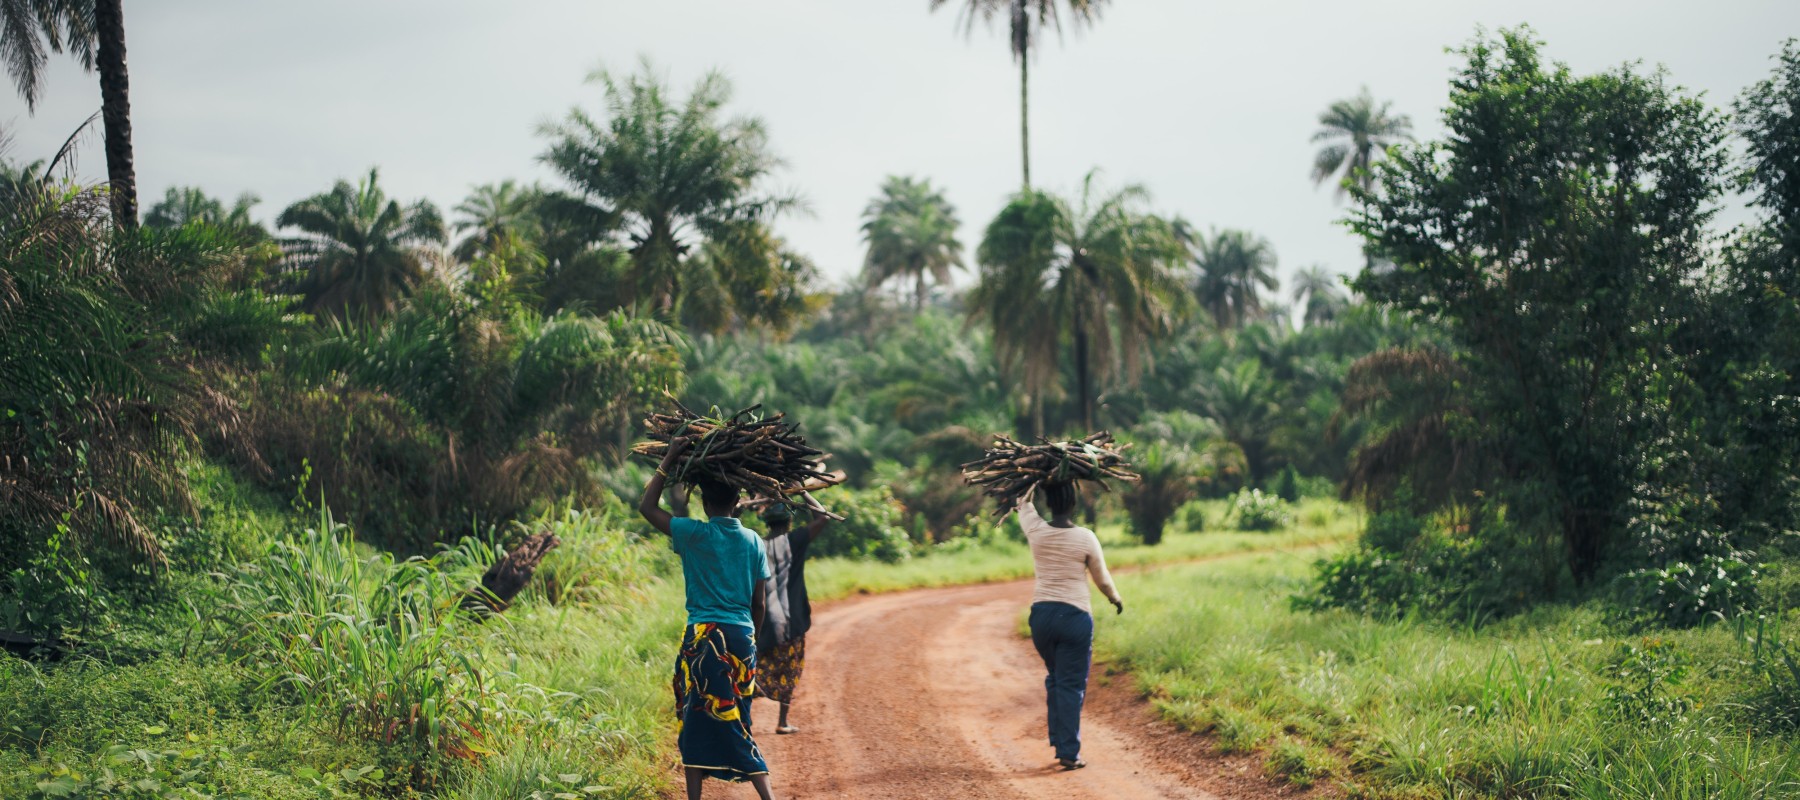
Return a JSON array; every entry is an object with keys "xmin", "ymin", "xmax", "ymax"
[{"xmin": 735, "ymin": 576, "xmax": 1314, "ymax": 800}]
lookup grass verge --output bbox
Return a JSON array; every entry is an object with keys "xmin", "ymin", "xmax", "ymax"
[{"xmin": 1101, "ymin": 547, "xmax": 1800, "ymax": 799}]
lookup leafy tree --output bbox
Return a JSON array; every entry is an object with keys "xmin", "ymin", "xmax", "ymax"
[
  {"xmin": 930, "ymin": 0, "xmax": 1108, "ymax": 188},
  {"xmin": 861, "ymin": 175, "xmax": 964, "ymax": 310},
  {"xmin": 1349, "ymin": 29, "xmax": 1729, "ymax": 584},
  {"xmin": 1291, "ymin": 265, "xmax": 1348, "ymax": 326},
  {"xmin": 452, "ymin": 179, "xmax": 541, "ymax": 262},
  {"xmin": 1189, "ymin": 227, "xmax": 1279, "ymax": 329},
  {"xmin": 0, "ymin": 0, "xmax": 140, "ymax": 227},
  {"xmin": 1311, "ymin": 85, "xmax": 1412, "ymax": 198},
  {"xmin": 970, "ymin": 171, "xmax": 1187, "ymax": 434},
  {"xmin": 540, "ymin": 61, "xmax": 804, "ymax": 331},
  {"xmin": 276, "ymin": 168, "xmax": 447, "ymax": 319}
]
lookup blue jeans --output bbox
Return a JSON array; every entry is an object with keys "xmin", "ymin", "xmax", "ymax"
[{"xmin": 1028, "ymin": 601, "xmax": 1094, "ymax": 761}]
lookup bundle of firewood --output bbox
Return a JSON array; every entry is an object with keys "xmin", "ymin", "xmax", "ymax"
[
  {"xmin": 960, "ymin": 432, "xmax": 1139, "ymax": 516},
  {"xmin": 633, "ymin": 399, "xmax": 845, "ymax": 518}
]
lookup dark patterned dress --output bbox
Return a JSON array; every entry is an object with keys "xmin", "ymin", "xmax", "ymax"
[
  {"xmin": 672, "ymin": 622, "xmax": 768, "ymax": 781},
  {"xmin": 754, "ymin": 525, "xmax": 813, "ymax": 706}
]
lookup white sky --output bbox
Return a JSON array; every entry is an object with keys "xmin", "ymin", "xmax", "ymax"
[{"xmin": 6, "ymin": 1, "xmax": 1797, "ymax": 291}]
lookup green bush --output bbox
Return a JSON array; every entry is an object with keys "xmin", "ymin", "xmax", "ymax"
[
  {"xmin": 1228, "ymin": 489, "xmax": 1293, "ymax": 532},
  {"xmin": 1603, "ymin": 638, "xmax": 1694, "ymax": 726},
  {"xmin": 1177, "ymin": 500, "xmax": 1209, "ymax": 533},
  {"xmin": 1621, "ymin": 554, "xmax": 1761, "ymax": 628},
  {"xmin": 793, "ymin": 486, "xmax": 912, "ymax": 563}
]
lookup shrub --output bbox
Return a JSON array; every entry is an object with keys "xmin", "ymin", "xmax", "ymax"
[
  {"xmin": 1228, "ymin": 489, "xmax": 1293, "ymax": 532},
  {"xmin": 1620, "ymin": 554, "xmax": 1761, "ymax": 628},
  {"xmin": 1603, "ymin": 639, "xmax": 1693, "ymax": 727},
  {"xmin": 1270, "ymin": 465, "xmax": 1302, "ymax": 503},
  {"xmin": 795, "ymin": 486, "xmax": 911, "ymax": 563},
  {"xmin": 1177, "ymin": 500, "xmax": 1209, "ymax": 533},
  {"xmin": 1297, "ymin": 523, "xmax": 1549, "ymax": 621}
]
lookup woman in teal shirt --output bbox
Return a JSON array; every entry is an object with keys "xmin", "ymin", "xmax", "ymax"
[{"xmin": 640, "ymin": 438, "xmax": 778, "ymax": 800}]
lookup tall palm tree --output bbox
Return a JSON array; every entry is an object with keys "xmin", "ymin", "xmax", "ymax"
[
  {"xmin": 1291, "ymin": 264, "xmax": 1348, "ymax": 326},
  {"xmin": 970, "ymin": 170, "xmax": 1187, "ymax": 434},
  {"xmin": 860, "ymin": 176, "xmax": 964, "ymax": 311},
  {"xmin": 276, "ymin": 168, "xmax": 446, "ymax": 318},
  {"xmin": 452, "ymin": 180, "xmax": 541, "ymax": 261},
  {"xmin": 930, "ymin": 0, "xmax": 1109, "ymax": 188},
  {"xmin": 540, "ymin": 61, "xmax": 797, "ymax": 318},
  {"xmin": 1190, "ymin": 228, "xmax": 1280, "ymax": 329},
  {"xmin": 1311, "ymin": 86, "xmax": 1412, "ymax": 199},
  {"xmin": 0, "ymin": 0, "xmax": 139, "ymax": 228}
]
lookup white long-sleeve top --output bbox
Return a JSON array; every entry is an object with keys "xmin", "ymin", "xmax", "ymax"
[{"xmin": 1016, "ymin": 497, "xmax": 1122, "ymax": 614}]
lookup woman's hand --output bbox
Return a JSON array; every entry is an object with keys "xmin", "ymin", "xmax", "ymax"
[{"xmin": 1111, "ymin": 599, "xmax": 1125, "ymax": 616}]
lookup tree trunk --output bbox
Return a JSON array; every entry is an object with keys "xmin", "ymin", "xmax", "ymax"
[
  {"xmin": 94, "ymin": 0, "xmax": 137, "ymax": 230},
  {"xmin": 1072, "ymin": 311, "xmax": 1094, "ymax": 433},
  {"xmin": 1019, "ymin": 53, "xmax": 1031, "ymax": 190},
  {"xmin": 915, "ymin": 268, "xmax": 926, "ymax": 312}
]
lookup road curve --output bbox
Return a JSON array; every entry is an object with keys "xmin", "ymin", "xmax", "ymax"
[{"xmin": 744, "ymin": 576, "xmax": 1301, "ymax": 800}]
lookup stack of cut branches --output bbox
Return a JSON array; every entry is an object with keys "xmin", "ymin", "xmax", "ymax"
[
  {"xmin": 961, "ymin": 432, "xmax": 1139, "ymax": 516},
  {"xmin": 633, "ymin": 400, "xmax": 845, "ymax": 518}
]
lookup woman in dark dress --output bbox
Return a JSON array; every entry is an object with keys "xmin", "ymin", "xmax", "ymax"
[{"xmin": 753, "ymin": 502, "xmax": 828, "ymax": 734}]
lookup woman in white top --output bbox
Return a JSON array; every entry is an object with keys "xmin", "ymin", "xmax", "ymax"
[{"xmin": 1015, "ymin": 481, "xmax": 1124, "ymax": 771}]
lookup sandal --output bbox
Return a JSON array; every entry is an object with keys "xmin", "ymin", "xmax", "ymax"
[{"xmin": 1058, "ymin": 757, "xmax": 1087, "ymax": 771}]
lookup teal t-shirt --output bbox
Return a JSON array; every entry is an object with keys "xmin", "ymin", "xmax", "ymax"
[{"xmin": 670, "ymin": 516, "xmax": 771, "ymax": 630}]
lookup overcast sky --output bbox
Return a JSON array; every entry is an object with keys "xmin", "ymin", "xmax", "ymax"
[{"xmin": 6, "ymin": 1, "xmax": 1797, "ymax": 291}]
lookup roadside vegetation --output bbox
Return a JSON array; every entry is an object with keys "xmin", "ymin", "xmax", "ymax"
[
  {"xmin": 1, "ymin": 3, "xmax": 1796, "ymax": 797},
  {"xmin": 1104, "ymin": 549, "xmax": 1800, "ymax": 798}
]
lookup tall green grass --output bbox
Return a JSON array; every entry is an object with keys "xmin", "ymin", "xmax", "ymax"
[{"xmin": 1101, "ymin": 548, "xmax": 1800, "ymax": 798}]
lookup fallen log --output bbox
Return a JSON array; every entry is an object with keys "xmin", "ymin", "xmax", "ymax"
[{"xmin": 462, "ymin": 530, "xmax": 559, "ymax": 619}]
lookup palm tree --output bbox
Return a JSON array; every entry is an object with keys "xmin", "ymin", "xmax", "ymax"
[
  {"xmin": 144, "ymin": 186, "xmax": 267, "ymax": 239},
  {"xmin": 1291, "ymin": 265, "xmax": 1348, "ymax": 326},
  {"xmin": 0, "ymin": 0, "xmax": 139, "ymax": 228},
  {"xmin": 1195, "ymin": 360, "xmax": 1280, "ymax": 483},
  {"xmin": 452, "ymin": 180, "xmax": 541, "ymax": 261},
  {"xmin": 276, "ymin": 168, "xmax": 446, "ymax": 318},
  {"xmin": 860, "ymin": 176, "xmax": 964, "ymax": 311},
  {"xmin": 930, "ymin": 0, "xmax": 1109, "ymax": 188},
  {"xmin": 1311, "ymin": 86, "xmax": 1412, "ymax": 198},
  {"xmin": 540, "ymin": 61, "xmax": 796, "ymax": 319},
  {"xmin": 1190, "ymin": 228, "xmax": 1280, "ymax": 329},
  {"xmin": 970, "ymin": 170, "xmax": 1187, "ymax": 435}
]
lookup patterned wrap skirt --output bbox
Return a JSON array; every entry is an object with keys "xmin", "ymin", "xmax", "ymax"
[
  {"xmin": 753, "ymin": 635, "xmax": 806, "ymax": 705},
  {"xmin": 672, "ymin": 623, "xmax": 768, "ymax": 781}
]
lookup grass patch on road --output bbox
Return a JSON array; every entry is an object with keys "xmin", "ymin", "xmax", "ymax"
[{"xmin": 1100, "ymin": 549, "xmax": 1800, "ymax": 799}]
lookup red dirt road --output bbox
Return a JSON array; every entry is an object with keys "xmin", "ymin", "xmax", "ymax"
[{"xmin": 729, "ymin": 577, "xmax": 1313, "ymax": 800}]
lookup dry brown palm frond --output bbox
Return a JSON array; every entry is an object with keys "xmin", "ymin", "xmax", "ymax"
[
  {"xmin": 77, "ymin": 489, "xmax": 165, "ymax": 568},
  {"xmin": 1335, "ymin": 347, "xmax": 1485, "ymax": 512}
]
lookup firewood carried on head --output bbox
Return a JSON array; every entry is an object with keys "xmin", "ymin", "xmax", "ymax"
[
  {"xmin": 632, "ymin": 395, "xmax": 846, "ymax": 519},
  {"xmin": 960, "ymin": 431, "xmax": 1140, "ymax": 517}
]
